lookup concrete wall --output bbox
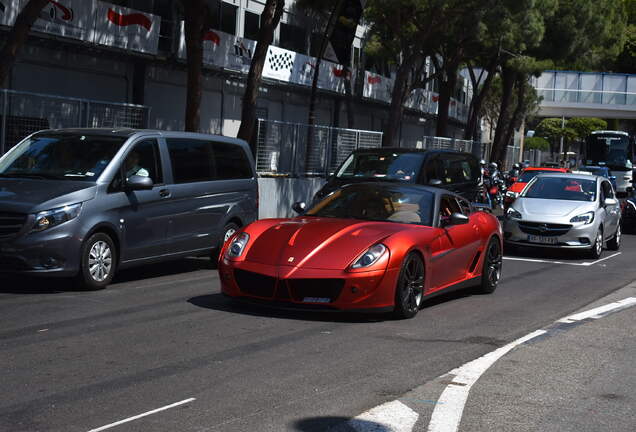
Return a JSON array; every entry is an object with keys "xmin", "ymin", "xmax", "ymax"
[{"xmin": 258, "ymin": 177, "xmax": 326, "ymax": 219}]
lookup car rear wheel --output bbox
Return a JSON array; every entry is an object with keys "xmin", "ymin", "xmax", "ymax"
[
  {"xmin": 393, "ymin": 252, "xmax": 425, "ymax": 319},
  {"xmin": 76, "ymin": 233, "xmax": 117, "ymax": 290},
  {"xmin": 476, "ymin": 238, "xmax": 502, "ymax": 294},
  {"xmin": 212, "ymin": 222, "xmax": 240, "ymax": 262},
  {"xmin": 607, "ymin": 224, "xmax": 621, "ymax": 251},
  {"xmin": 589, "ymin": 228, "xmax": 604, "ymax": 259}
]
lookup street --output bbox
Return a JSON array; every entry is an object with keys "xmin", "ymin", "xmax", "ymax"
[{"xmin": 1, "ymin": 236, "xmax": 635, "ymax": 432}]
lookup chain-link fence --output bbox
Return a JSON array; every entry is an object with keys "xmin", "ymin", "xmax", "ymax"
[
  {"xmin": 255, "ymin": 119, "xmax": 383, "ymax": 177},
  {"xmin": 0, "ymin": 90, "xmax": 150, "ymax": 155}
]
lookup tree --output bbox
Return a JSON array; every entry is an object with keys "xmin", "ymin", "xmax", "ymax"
[
  {"xmin": 181, "ymin": 0, "xmax": 210, "ymax": 132},
  {"xmin": 535, "ymin": 117, "xmax": 576, "ymax": 154},
  {"xmin": 525, "ymin": 136, "xmax": 550, "ymax": 151},
  {"xmin": 0, "ymin": 0, "xmax": 49, "ymax": 87},
  {"xmin": 566, "ymin": 117, "xmax": 607, "ymax": 141},
  {"xmin": 237, "ymin": 0, "xmax": 285, "ymax": 145},
  {"xmin": 613, "ymin": 0, "xmax": 636, "ymax": 73}
]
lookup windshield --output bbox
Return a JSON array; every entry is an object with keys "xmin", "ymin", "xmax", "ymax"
[
  {"xmin": 0, "ymin": 134, "xmax": 126, "ymax": 181},
  {"xmin": 586, "ymin": 134, "xmax": 632, "ymax": 171},
  {"xmin": 336, "ymin": 152, "xmax": 425, "ymax": 182},
  {"xmin": 580, "ymin": 167, "xmax": 608, "ymax": 177},
  {"xmin": 522, "ymin": 177, "xmax": 597, "ymax": 202},
  {"xmin": 306, "ymin": 184, "xmax": 434, "ymax": 226},
  {"xmin": 518, "ymin": 170, "xmax": 557, "ymax": 183}
]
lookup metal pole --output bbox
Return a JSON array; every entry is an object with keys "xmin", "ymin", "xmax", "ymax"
[{"xmin": 559, "ymin": 115, "xmax": 565, "ymax": 166}]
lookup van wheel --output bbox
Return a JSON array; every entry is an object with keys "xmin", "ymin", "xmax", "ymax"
[
  {"xmin": 212, "ymin": 222, "xmax": 240, "ymax": 262},
  {"xmin": 76, "ymin": 233, "xmax": 117, "ymax": 290}
]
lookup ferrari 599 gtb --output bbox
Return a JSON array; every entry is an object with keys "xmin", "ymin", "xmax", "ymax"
[{"xmin": 218, "ymin": 183, "xmax": 502, "ymax": 319}]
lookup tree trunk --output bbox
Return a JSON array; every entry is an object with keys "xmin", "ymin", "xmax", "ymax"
[
  {"xmin": 237, "ymin": 0, "xmax": 284, "ymax": 144},
  {"xmin": 435, "ymin": 61, "xmax": 459, "ymax": 138},
  {"xmin": 182, "ymin": 0, "xmax": 207, "ymax": 132},
  {"xmin": 490, "ymin": 65, "xmax": 515, "ymax": 163},
  {"xmin": 500, "ymin": 75, "xmax": 527, "ymax": 165},
  {"xmin": 382, "ymin": 61, "xmax": 413, "ymax": 147},
  {"xmin": 463, "ymin": 58, "xmax": 498, "ymax": 140},
  {"xmin": 0, "ymin": 0, "xmax": 49, "ymax": 87}
]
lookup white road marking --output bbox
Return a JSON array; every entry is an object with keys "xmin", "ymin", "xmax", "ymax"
[
  {"xmin": 558, "ymin": 297, "xmax": 636, "ymax": 323},
  {"xmin": 348, "ymin": 400, "xmax": 419, "ymax": 432},
  {"xmin": 503, "ymin": 252, "xmax": 621, "ymax": 267},
  {"xmin": 427, "ymin": 330, "xmax": 546, "ymax": 432},
  {"xmin": 86, "ymin": 398, "xmax": 195, "ymax": 432}
]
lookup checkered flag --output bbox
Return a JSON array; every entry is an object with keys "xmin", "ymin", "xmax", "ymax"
[{"xmin": 268, "ymin": 52, "xmax": 293, "ymax": 72}]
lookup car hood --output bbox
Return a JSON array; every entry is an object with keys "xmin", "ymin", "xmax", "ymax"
[
  {"xmin": 515, "ymin": 198, "xmax": 595, "ymax": 219},
  {"xmin": 0, "ymin": 179, "xmax": 97, "ymax": 213},
  {"xmin": 509, "ymin": 182, "xmax": 527, "ymax": 193},
  {"xmin": 244, "ymin": 217, "xmax": 414, "ymax": 270}
]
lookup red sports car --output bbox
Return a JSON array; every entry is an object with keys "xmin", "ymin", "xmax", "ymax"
[{"xmin": 218, "ymin": 183, "xmax": 503, "ymax": 319}]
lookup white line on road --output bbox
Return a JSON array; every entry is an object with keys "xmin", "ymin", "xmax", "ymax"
[
  {"xmin": 348, "ymin": 400, "xmax": 419, "ymax": 432},
  {"xmin": 558, "ymin": 297, "xmax": 636, "ymax": 323},
  {"xmin": 427, "ymin": 330, "xmax": 546, "ymax": 432},
  {"xmin": 86, "ymin": 398, "xmax": 196, "ymax": 432},
  {"xmin": 503, "ymin": 252, "xmax": 621, "ymax": 267}
]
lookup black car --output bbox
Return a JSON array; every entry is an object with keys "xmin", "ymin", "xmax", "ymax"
[
  {"xmin": 313, "ymin": 148, "xmax": 482, "ymax": 203},
  {"xmin": 622, "ymin": 191, "xmax": 636, "ymax": 232}
]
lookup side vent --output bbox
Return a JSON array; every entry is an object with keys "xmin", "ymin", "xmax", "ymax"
[{"xmin": 469, "ymin": 251, "xmax": 481, "ymax": 273}]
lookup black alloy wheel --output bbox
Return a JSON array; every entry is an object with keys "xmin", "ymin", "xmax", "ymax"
[
  {"xmin": 393, "ymin": 252, "xmax": 425, "ymax": 319},
  {"xmin": 476, "ymin": 238, "xmax": 502, "ymax": 294}
]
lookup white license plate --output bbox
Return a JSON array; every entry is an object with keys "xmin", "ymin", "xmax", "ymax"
[{"xmin": 527, "ymin": 235, "xmax": 558, "ymax": 244}]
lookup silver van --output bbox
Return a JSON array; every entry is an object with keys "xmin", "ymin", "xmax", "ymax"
[{"xmin": 0, "ymin": 129, "xmax": 258, "ymax": 289}]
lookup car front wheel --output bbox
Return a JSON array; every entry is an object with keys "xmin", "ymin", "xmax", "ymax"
[
  {"xmin": 393, "ymin": 252, "xmax": 425, "ymax": 319},
  {"xmin": 77, "ymin": 233, "xmax": 117, "ymax": 290},
  {"xmin": 607, "ymin": 224, "xmax": 621, "ymax": 251},
  {"xmin": 589, "ymin": 228, "xmax": 604, "ymax": 259}
]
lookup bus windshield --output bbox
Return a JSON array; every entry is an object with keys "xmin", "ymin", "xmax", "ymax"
[{"xmin": 585, "ymin": 133, "xmax": 632, "ymax": 171}]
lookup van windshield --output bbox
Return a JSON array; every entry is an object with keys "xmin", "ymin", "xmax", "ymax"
[
  {"xmin": 336, "ymin": 152, "xmax": 426, "ymax": 182},
  {"xmin": 0, "ymin": 134, "xmax": 126, "ymax": 181}
]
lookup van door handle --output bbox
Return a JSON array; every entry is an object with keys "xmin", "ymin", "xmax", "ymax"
[{"xmin": 159, "ymin": 189, "xmax": 171, "ymax": 198}]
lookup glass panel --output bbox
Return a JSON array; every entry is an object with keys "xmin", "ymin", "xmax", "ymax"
[{"xmin": 243, "ymin": 10, "xmax": 260, "ymax": 40}]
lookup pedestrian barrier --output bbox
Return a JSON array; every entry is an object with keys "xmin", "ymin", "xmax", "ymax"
[{"xmin": 0, "ymin": 89, "xmax": 150, "ymax": 155}]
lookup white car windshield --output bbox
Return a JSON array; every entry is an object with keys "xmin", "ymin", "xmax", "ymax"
[{"xmin": 522, "ymin": 177, "xmax": 597, "ymax": 202}]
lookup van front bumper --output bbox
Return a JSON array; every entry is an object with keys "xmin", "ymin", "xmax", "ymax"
[{"xmin": 0, "ymin": 226, "xmax": 83, "ymax": 277}]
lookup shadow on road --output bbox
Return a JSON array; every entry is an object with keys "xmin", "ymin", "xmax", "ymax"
[
  {"xmin": 113, "ymin": 257, "xmax": 216, "ymax": 284},
  {"xmin": 293, "ymin": 416, "xmax": 392, "ymax": 431},
  {"xmin": 503, "ymin": 244, "xmax": 590, "ymax": 261},
  {"xmin": 188, "ymin": 294, "xmax": 388, "ymax": 323}
]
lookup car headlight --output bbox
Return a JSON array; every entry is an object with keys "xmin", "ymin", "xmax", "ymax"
[
  {"xmin": 351, "ymin": 244, "xmax": 386, "ymax": 269},
  {"xmin": 570, "ymin": 211, "xmax": 594, "ymax": 224},
  {"xmin": 32, "ymin": 203, "xmax": 82, "ymax": 232},
  {"xmin": 506, "ymin": 207, "xmax": 522, "ymax": 219},
  {"xmin": 505, "ymin": 191, "xmax": 519, "ymax": 198},
  {"xmin": 226, "ymin": 232, "xmax": 249, "ymax": 258}
]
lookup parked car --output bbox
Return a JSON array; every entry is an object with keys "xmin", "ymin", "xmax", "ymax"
[
  {"xmin": 219, "ymin": 182, "xmax": 503, "ymax": 319},
  {"xmin": 621, "ymin": 190, "xmax": 636, "ymax": 232},
  {"xmin": 0, "ymin": 128, "xmax": 258, "ymax": 289},
  {"xmin": 312, "ymin": 148, "xmax": 482, "ymax": 204},
  {"xmin": 503, "ymin": 174, "xmax": 621, "ymax": 258},
  {"xmin": 504, "ymin": 167, "xmax": 569, "ymax": 209},
  {"xmin": 576, "ymin": 165, "xmax": 618, "ymax": 191}
]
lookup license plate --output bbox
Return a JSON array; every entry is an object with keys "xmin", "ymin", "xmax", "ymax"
[{"xmin": 527, "ymin": 235, "xmax": 558, "ymax": 245}]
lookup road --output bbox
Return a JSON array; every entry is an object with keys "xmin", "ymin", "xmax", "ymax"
[{"xmin": 1, "ymin": 236, "xmax": 635, "ymax": 432}]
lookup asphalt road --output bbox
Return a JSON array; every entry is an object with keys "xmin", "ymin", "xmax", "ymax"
[{"xmin": 1, "ymin": 235, "xmax": 635, "ymax": 432}]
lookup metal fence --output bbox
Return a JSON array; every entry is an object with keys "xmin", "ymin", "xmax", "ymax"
[
  {"xmin": 255, "ymin": 119, "xmax": 383, "ymax": 177},
  {"xmin": 0, "ymin": 89, "xmax": 150, "ymax": 155}
]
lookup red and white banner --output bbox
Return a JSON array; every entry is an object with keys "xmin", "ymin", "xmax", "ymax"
[
  {"xmin": 93, "ymin": 2, "xmax": 160, "ymax": 54},
  {"xmin": 0, "ymin": 0, "xmax": 21, "ymax": 27},
  {"xmin": 363, "ymin": 72, "xmax": 393, "ymax": 103},
  {"xmin": 30, "ymin": 0, "xmax": 96, "ymax": 42}
]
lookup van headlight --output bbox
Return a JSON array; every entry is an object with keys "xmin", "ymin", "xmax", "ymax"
[
  {"xmin": 32, "ymin": 203, "xmax": 82, "ymax": 232},
  {"xmin": 570, "ymin": 211, "xmax": 594, "ymax": 224},
  {"xmin": 226, "ymin": 232, "xmax": 249, "ymax": 258}
]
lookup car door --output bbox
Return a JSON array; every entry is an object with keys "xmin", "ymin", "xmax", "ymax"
[
  {"xmin": 109, "ymin": 138, "xmax": 171, "ymax": 262},
  {"xmin": 429, "ymin": 195, "xmax": 481, "ymax": 292},
  {"xmin": 601, "ymin": 180, "xmax": 620, "ymax": 238}
]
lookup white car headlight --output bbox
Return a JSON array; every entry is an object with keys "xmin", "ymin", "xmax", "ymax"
[
  {"xmin": 570, "ymin": 211, "xmax": 594, "ymax": 224},
  {"xmin": 506, "ymin": 207, "xmax": 522, "ymax": 219},
  {"xmin": 32, "ymin": 203, "xmax": 82, "ymax": 232},
  {"xmin": 226, "ymin": 232, "xmax": 249, "ymax": 258},
  {"xmin": 351, "ymin": 244, "xmax": 386, "ymax": 269}
]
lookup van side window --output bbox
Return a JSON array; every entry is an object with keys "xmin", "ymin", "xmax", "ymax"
[
  {"xmin": 602, "ymin": 181, "xmax": 614, "ymax": 199},
  {"xmin": 214, "ymin": 142, "xmax": 253, "ymax": 179},
  {"xmin": 110, "ymin": 139, "xmax": 162, "ymax": 192},
  {"xmin": 439, "ymin": 154, "xmax": 477, "ymax": 184},
  {"xmin": 166, "ymin": 139, "xmax": 216, "ymax": 184}
]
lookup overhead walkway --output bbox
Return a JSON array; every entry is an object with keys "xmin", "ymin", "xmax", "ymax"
[{"xmin": 532, "ymin": 71, "xmax": 636, "ymax": 119}]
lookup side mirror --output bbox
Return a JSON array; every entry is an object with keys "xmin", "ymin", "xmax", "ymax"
[
  {"xmin": 604, "ymin": 197, "xmax": 618, "ymax": 207},
  {"xmin": 292, "ymin": 201, "xmax": 306, "ymax": 214},
  {"xmin": 429, "ymin": 179, "xmax": 443, "ymax": 186},
  {"xmin": 126, "ymin": 175, "xmax": 153, "ymax": 191},
  {"xmin": 449, "ymin": 212, "xmax": 469, "ymax": 225}
]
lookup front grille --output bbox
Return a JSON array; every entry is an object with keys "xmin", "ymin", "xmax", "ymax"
[
  {"xmin": 288, "ymin": 279, "xmax": 345, "ymax": 303},
  {"xmin": 0, "ymin": 212, "xmax": 27, "ymax": 238},
  {"xmin": 234, "ymin": 269, "xmax": 276, "ymax": 298},
  {"xmin": 518, "ymin": 221, "xmax": 571, "ymax": 237}
]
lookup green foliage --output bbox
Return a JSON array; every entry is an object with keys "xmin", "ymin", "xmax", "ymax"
[
  {"xmin": 566, "ymin": 117, "xmax": 607, "ymax": 140},
  {"xmin": 525, "ymin": 136, "xmax": 550, "ymax": 150}
]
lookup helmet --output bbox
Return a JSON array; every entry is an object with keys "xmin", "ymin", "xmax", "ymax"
[
  {"xmin": 489, "ymin": 162, "xmax": 498, "ymax": 170},
  {"xmin": 513, "ymin": 163, "xmax": 520, "ymax": 169},
  {"xmin": 479, "ymin": 159, "xmax": 486, "ymax": 166}
]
